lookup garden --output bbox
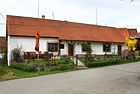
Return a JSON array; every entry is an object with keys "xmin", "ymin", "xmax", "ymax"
[
  {"xmin": 78, "ymin": 56, "xmax": 140, "ymax": 68},
  {"xmin": 0, "ymin": 57, "xmax": 80, "ymax": 81},
  {"xmin": 0, "ymin": 48, "xmax": 80, "ymax": 81}
]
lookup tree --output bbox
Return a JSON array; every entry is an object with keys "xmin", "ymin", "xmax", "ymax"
[
  {"xmin": 124, "ymin": 36, "xmax": 138, "ymax": 58},
  {"xmin": 81, "ymin": 42, "xmax": 92, "ymax": 56}
]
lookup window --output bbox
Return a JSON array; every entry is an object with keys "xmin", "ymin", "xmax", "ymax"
[
  {"xmin": 60, "ymin": 44, "xmax": 64, "ymax": 49},
  {"xmin": 103, "ymin": 44, "xmax": 111, "ymax": 52},
  {"xmin": 82, "ymin": 45, "xmax": 87, "ymax": 51},
  {"xmin": 48, "ymin": 43, "xmax": 58, "ymax": 52}
]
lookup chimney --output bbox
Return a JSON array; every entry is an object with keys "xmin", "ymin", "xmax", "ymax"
[{"xmin": 42, "ymin": 15, "xmax": 45, "ymax": 19}]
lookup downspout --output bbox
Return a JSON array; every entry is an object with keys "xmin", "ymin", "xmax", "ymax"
[
  {"xmin": 58, "ymin": 40, "xmax": 62, "ymax": 56},
  {"xmin": 7, "ymin": 35, "xmax": 10, "ymax": 66}
]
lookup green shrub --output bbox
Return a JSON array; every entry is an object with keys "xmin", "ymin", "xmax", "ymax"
[
  {"xmin": 10, "ymin": 64, "xmax": 36, "ymax": 72},
  {"xmin": 1, "ymin": 48, "xmax": 7, "ymax": 65},
  {"xmin": 44, "ymin": 57, "xmax": 49, "ymax": 62},
  {"xmin": 87, "ymin": 58, "xmax": 123, "ymax": 67},
  {"xmin": 46, "ymin": 62, "xmax": 58, "ymax": 66},
  {"xmin": 59, "ymin": 58, "xmax": 73, "ymax": 65},
  {"xmin": 0, "ymin": 67, "xmax": 7, "ymax": 76},
  {"xmin": 12, "ymin": 47, "xmax": 22, "ymax": 62},
  {"xmin": 48, "ymin": 67, "xmax": 59, "ymax": 71},
  {"xmin": 59, "ymin": 64, "xmax": 69, "ymax": 70}
]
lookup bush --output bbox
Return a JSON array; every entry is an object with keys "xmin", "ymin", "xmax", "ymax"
[
  {"xmin": 10, "ymin": 64, "xmax": 36, "ymax": 72},
  {"xmin": 44, "ymin": 56, "xmax": 49, "ymax": 62},
  {"xmin": 60, "ymin": 59, "xmax": 70, "ymax": 64},
  {"xmin": 0, "ymin": 67, "xmax": 7, "ymax": 76},
  {"xmin": 87, "ymin": 58, "xmax": 123, "ymax": 67},
  {"xmin": 59, "ymin": 64, "xmax": 69, "ymax": 70},
  {"xmin": 48, "ymin": 67, "xmax": 59, "ymax": 71},
  {"xmin": 46, "ymin": 62, "xmax": 58, "ymax": 66},
  {"xmin": 1, "ymin": 48, "xmax": 7, "ymax": 64},
  {"xmin": 12, "ymin": 47, "xmax": 22, "ymax": 62}
]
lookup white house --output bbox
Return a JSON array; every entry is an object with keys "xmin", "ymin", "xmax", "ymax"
[{"xmin": 7, "ymin": 15, "xmax": 132, "ymax": 66}]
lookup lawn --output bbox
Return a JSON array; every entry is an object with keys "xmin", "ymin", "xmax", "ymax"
[
  {"xmin": 0, "ymin": 58, "xmax": 78, "ymax": 81},
  {"xmin": 0, "ymin": 65, "xmax": 79, "ymax": 81}
]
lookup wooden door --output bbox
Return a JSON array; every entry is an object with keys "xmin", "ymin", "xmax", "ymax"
[
  {"xmin": 118, "ymin": 45, "xmax": 122, "ymax": 55},
  {"xmin": 68, "ymin": 44, "xmax": 74, "ymax": 56}
]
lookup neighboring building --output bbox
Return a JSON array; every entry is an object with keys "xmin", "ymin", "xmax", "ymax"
[
  {"xmin": 7, "ymin": 15, "xmax": 131, "ymax": 65},
  {"xmin": 127, "ymin": 29, "xmax": 138, "ymax": 37},
  {"xmin": 0, "ymin": 36, "xmax": 7, "ymax": 58}
]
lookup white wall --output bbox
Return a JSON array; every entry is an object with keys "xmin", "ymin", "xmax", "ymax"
[
  {"xmin": 9, "ymin": 36, "xmax": 58, "ymax": 53},
  {"xmin": 74, "ymin": 42, "xmax": 127, "ymax": 55},
  {"xmin": 8, "ymin": 36, "xmax": 59, "ymax": 65},
  {"xmin": 60, "ymin": 41, "xmax": 68, "ymax": 56},
  {"xmin": 8, "ymin": 36, "xmax": 128, "ymax": 65}
]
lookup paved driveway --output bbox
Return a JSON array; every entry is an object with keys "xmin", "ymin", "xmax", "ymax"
[{"xmin": 1, "ymin": 62, "xmax": 140, "ymax": 94}]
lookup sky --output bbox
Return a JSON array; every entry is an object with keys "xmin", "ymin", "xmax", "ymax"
[{"xmin": 0, "ymin": 0, "xmax": 140, "ymax": 36}]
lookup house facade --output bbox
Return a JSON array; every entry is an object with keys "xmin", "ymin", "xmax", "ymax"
[{"xmin": 7, "ymin": 15, "xmax": 130, "ymax": 65}]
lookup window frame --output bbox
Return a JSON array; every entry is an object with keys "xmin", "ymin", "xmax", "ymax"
[
  {"xmin": 59, "ymin": 44, "xmax": 64, "ymax": 49},
  {"xmin": 103, "ymin": 43, "xmax": 111, "ymax": 52},
  {"xmin": 48, "ymin": 43, "xmax": 58, "ymax": 52}
]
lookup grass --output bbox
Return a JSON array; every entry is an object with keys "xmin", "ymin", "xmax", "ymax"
[
  {"xmin": 0, "ymin": 65, "xmax": 79, "ymax": 81},
  {"xmin": 0, "ymin": 65, "xmax": 8, "ymax": 76}
]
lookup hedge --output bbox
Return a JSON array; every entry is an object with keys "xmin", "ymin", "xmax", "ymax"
[{"xmin": 87, "ymin": 58, "xmax": 123, "ymax": 67}]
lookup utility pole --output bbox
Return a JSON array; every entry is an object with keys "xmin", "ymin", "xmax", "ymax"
[
  {"xmin": 38, "ymin": 0, "xmax": 39, "ymax": 18},
  {"xmin": 96, "ymin": 8, "xmax": 98, "ymax": 25},
  {"xmin": 52, "ymin": 12, "xmax": 54, "ymax": 20}
]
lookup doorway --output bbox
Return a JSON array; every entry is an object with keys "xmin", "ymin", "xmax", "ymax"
[
  {"xmin": 68, "ymin": 44, "xmax": 74, "ymax": 56},
  {"xmin": 118, "ymin": 45, "xmax": 122, "ymax": 55}
]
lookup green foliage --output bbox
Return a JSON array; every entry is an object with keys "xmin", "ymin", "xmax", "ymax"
[
  {"xmin": 12, "ymin": 47, "xmax": 22, "ymax": 62},
  {"xmin": 81, "ymin": 42, "xmax": 92, "ymax": 55},
  {"xmin": 0, "ymin": 66, "xmax": 7, "ymax": 76},
  {"xmin": 10, "ymin": 64, "xmax": 36, "ymax": 72},
  {"xmin": 48, "ymin": 67, "xmax": 59, "ymax": 71},
  {"xmin": 0, "ymin": 65, "xmax": 78, "ymax": 81},
  {"xmin": 44, "ymin": 56, "xmax": 49, "ymax": 61},
  {"xmin": 1, "ymin": 48, "xmax": 7, "ymax": 64},
  {"xmin": 31, "ymin": 58, "xmax": 75, "ymax": 66},
  {"xmin": 59, "ymin": 64, "xmax": 69, "ymax": 70},
  {"xmin": 59, "ymin": 58, "xmax": 71, "ymax": 64},
  {"xmin": 87, "ymin": 58, "xmax": 123, "ymax": 67}
]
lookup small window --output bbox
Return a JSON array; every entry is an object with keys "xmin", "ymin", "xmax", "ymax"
[
  {"xmin": 48, "ymin": 43, "xmax": 58, "ymax": 52},
  {"xmin": 60, "ymin": 44, "xmax": 64, "ymax": 49},
  {"xmin": 103, "ymin": 44, "xmax": 111, "ymax": 52}
]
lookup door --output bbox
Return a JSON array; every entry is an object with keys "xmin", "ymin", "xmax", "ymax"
[
  {"xmin": 68, "ymin": 44, "xmax": 74, "ymax": 56},
  {"xmin": 118, "ymin": 45, "xmax": 122, "ymax": 55}
]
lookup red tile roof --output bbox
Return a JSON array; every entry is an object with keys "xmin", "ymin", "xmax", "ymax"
[
  {"xmin": 127, "ymin": 29, "xmax": 138, "ymax": 37},
  {"xmin": 7, "ymin": 15, "xmax": 130, "ymax": 43}
]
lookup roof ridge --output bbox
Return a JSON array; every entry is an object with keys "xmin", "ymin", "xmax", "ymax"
[{"xmin": 7, "ymin": 15, "xmax": 124, "ymax": 29}]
